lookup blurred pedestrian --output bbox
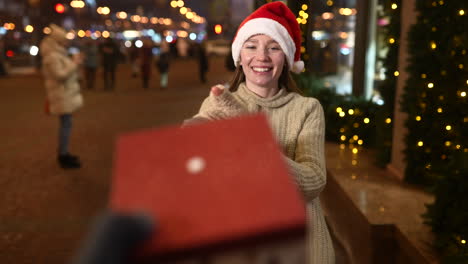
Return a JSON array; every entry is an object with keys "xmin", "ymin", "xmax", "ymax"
[
  {"xmin": 176, "ymin": 37, "xmax": 189, "ymax": 58},
  {"xmin": 39, "ymin": 24, "xmax": 83, "ymax": 169},
  {"xmin": 99, "ymin": 37, "xmax": 119, "ymax": 90},
  {"xmin": 0, "ymin": 38, "xmax": 7, "ymax": 77},
  {"xmin": 82, "ymin": 38, "xmax": 99, "ymax": 89},
  {"xmin": 156, "ymin": 41, "xmax": 170, "ymax": 90},
  {"xmin": 128, "ymin": 43, "xmax": 139, "ymax": 78},
  {"xmin": 139, "ymin": 38, "xmax": 154, "ymax": 89},
  {"xmin": 196, "ymin": 41, "xmax": 209, "ymax": 84}
]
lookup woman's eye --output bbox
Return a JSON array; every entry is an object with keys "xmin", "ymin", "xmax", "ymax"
[
  {"xmin": 245, "ymin": 46, "xmax": 256, "ymax": 49},
  {"xmin": 270, "ymin": 46, "xmax": 281, "ymax": 51}
]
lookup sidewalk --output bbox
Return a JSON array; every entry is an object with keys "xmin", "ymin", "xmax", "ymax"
[{"xmin": 324, "ymin": 142, "xmax": 438, "ymax": 263}]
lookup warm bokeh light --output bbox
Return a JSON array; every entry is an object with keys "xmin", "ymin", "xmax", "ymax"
[
  {"xmin": 214, "ymin": 24, "xmax": 222, "ymax": 34},
  {"xmin": 24, "ymin": 25, "xmax": 34, "ymax": 33},
  {"xmin": 70, "ymin": 0, "xmax": 85, "ymax": 8},
  {"xmin": 116, "ymin": 12, "xmax": 128, "ymax": 19},
  {"xmin": 55, "ymin": 3, "xmax": 65, "ymax": 13},
  {"xmin": 77, "ymin": 30, "xmax": 86, "ymax": 38}
]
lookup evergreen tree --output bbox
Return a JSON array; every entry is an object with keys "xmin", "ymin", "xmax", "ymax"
[{"xmin": 401, "ymin": 0, "xmax": 468, "ymax": 261}]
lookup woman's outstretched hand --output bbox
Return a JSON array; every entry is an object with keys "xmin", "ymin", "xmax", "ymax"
[{"xmin": 207, "ymin": 84, "xmax": 248, "ymax": 119}]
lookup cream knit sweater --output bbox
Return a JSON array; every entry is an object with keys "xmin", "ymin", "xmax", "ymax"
[{"xmin": 189, "ymin": 83, "xmax": 335, "ymax": 263}]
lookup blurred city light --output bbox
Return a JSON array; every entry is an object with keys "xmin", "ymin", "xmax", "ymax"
[
  {"xmin": 55, "ymin": 3, "xmax": 65, "ymax": 14},
  {"xmin": 24, "ymin": 25, "xmax": 34, "ymax": 33},
  {"xmin": 30, "ymin": 46, "xmax": 39, "ymax": 56},
  {"xmin": 189, "ymin": 33, "xmax": 197, "ymax": 40},
  {"xmin": 214, "ymin": 24, "xmax": 222, "ymax": 34},
  {"xmin": 135, "ymin": 40, "xmax": 143, "ymax": 48},
  {"xmin": 70, "ymin": 0, "xmax": 85, "ymax": 8}
]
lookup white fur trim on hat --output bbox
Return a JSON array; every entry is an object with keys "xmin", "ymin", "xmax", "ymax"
[{"xmin": 232, "ymin": 18, "xmax": 296, "ymax": 71}]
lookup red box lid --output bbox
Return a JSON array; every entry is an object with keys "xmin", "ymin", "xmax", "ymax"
[{"xmin": 109, "ymin": 114, "xmax": 306, "ymax": 256}]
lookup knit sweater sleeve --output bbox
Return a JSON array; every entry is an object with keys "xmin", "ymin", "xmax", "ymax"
[{"xmin": 284, "ymin": 99, "xmax": 326, "ymax": 202}]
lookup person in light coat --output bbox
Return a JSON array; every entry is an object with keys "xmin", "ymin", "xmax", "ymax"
[{"xmin": 40, "ymin": 24, "xmax": 83, "ymax": 169}]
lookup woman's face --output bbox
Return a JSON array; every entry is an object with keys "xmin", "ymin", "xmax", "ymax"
[{"xmin": 239, "ymin": 34, "xmax": 285, "ymax": 91}]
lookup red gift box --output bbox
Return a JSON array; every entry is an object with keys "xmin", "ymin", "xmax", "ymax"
[{"xmin": 109, "ymin": 114, "xmax": 307, "ymax": 262}]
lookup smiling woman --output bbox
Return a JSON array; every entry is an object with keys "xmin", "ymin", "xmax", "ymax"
[{"xmin": 184, "ymin": 2, "xmax": 335, "ymax": 263}]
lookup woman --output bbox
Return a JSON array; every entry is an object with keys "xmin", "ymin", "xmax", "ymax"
[
  {"xmin": 40, "ymin": 24, "xmax": 83, "ymax": 169},
  {"xmin": 185, "ymin": 2, "xmax": 335, "ymax": 263}
]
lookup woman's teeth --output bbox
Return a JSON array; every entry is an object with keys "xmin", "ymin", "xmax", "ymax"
[{"xmin": 252, "ymin": 67, "xmax": 271, "ymax": 72}]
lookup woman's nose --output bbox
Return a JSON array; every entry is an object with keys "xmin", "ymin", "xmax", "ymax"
[{"xmin": 255, "ymin": 48, "xmax": 269, "ymax": 60}]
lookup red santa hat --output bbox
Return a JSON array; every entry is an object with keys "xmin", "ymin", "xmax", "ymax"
[{"xmin": 231, "ymin": 1, "xmax": 304, "ymax": 73}]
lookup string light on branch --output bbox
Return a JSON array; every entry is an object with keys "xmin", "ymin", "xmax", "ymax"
[
  {"xmin": 418, "ymin": 141, "xmax": 424, "ymax": 147},
  {"xmin": 391, "ymin": 3, "xmax": 398, "ymax": 9},
  {"xmin": 459, "ymin": 9, "xmax": 465, "ymax": 16},
  {"xmin": 428, "ymin": 82, "xmax": 434, "ymax": 88},
  {"xmin": 430, "ymin": 41, "xmax": 437, "ymax": 50},
  {"xmin": 364, "ymin": 118, "xmax": 370, "ymax": 124},
  {"xmin": 446, "ymin": 125, "xmax": 452, "ymax": 131},
  {"xmin": 416, "ymin": 116, "xmax": 422, "ymax": 121},
  {"xmin": 394, "ymin": 71, "xmax": 399, "ymax": 76},
  {"xmin": 385, "ymin": 118, "xmax": 392, "ymax": 124}
]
